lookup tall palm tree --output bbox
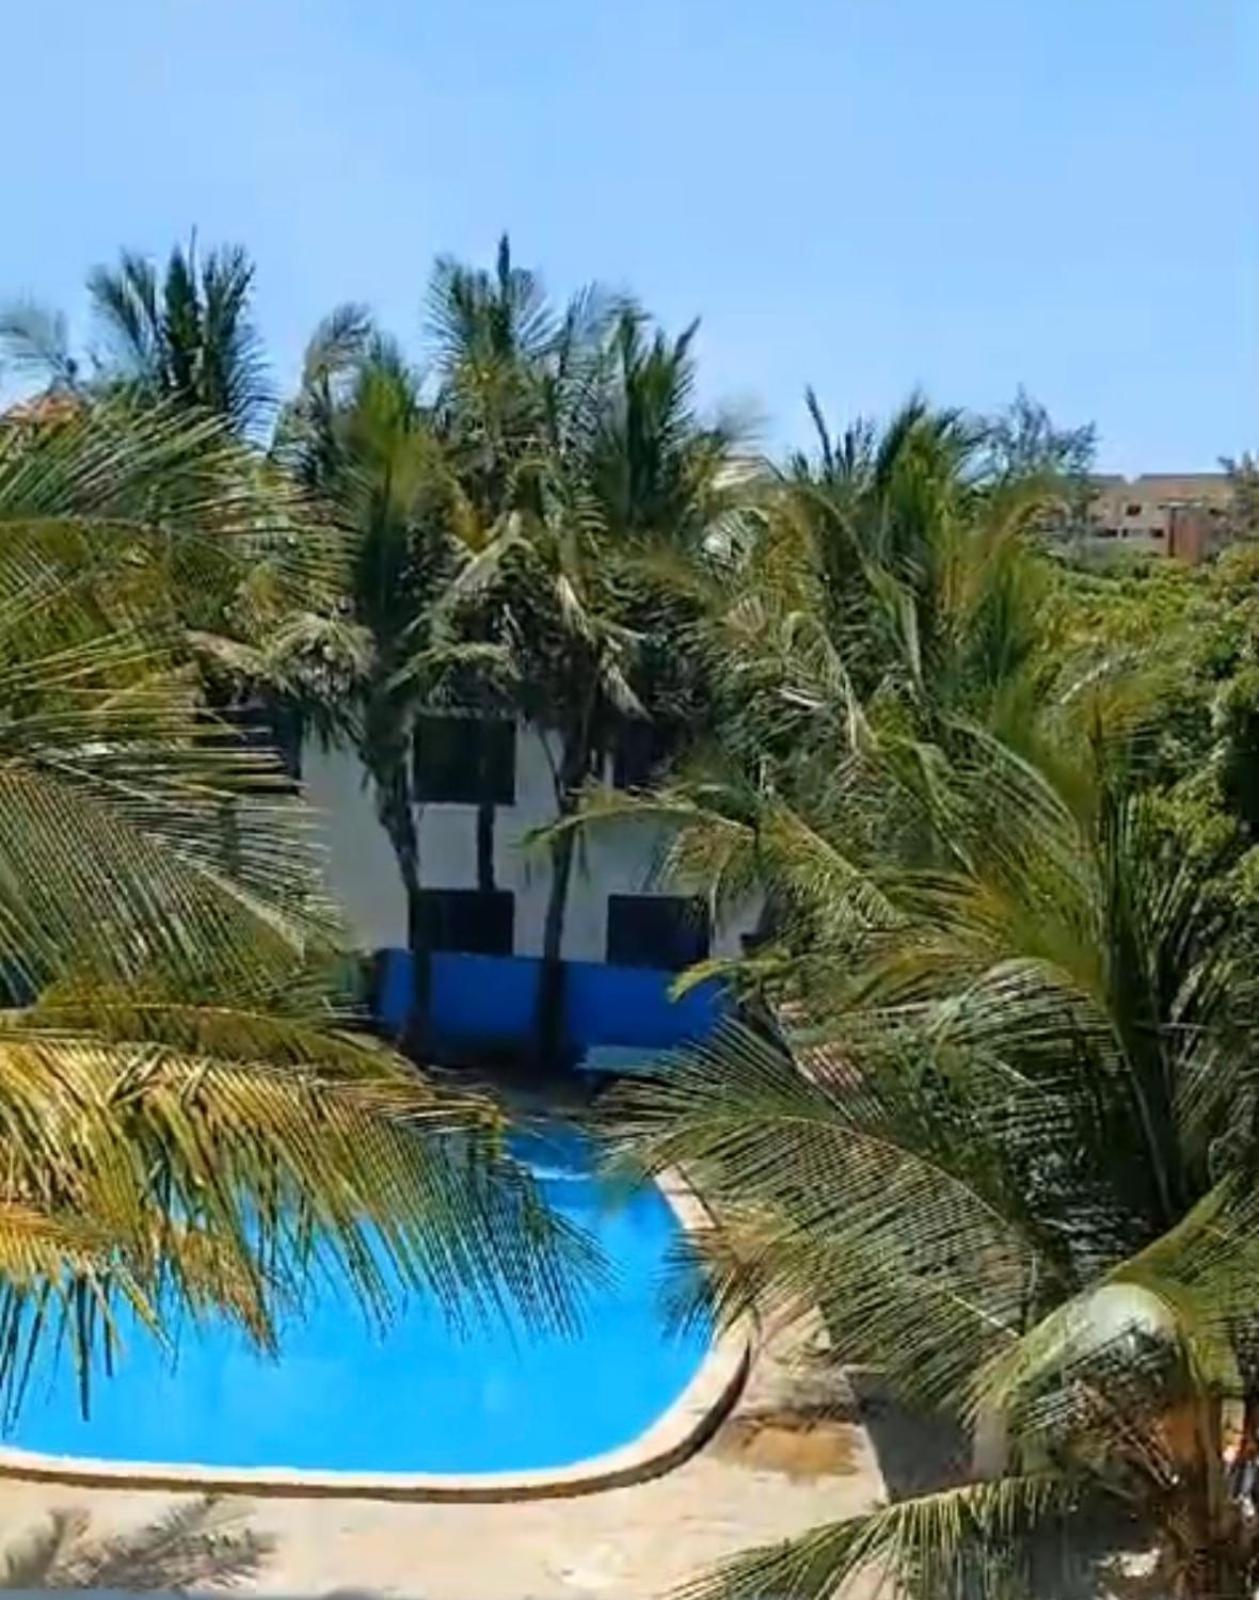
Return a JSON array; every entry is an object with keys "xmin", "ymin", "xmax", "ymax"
[
  {"xmin": 585, "ymin": 401, "xmax": 1259, "ymax": 1598},
  {"xmin": 617, "ymin": 709, "xmax": 1259, "ymax": 1600},
  {"xmin": 569, "ymin": 396, "xmax": 1060, "ymax": 997},
  {"xmin": 286, "ymin": 243, "xmax": 748, "ymax": 1056},
  {"xmin": 0, "ymin": 396, "xmax": 581, "ymax": 1406},
  {"xmin": 1, "ymin": 239, "xmax": 271, "ymax": 438},
  {"xmin": 278, "ymin": 310, "xmax": 503, "ymax": 1043}
]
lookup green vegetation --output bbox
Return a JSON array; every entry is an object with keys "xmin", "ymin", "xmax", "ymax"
[
  {"xmin": 0, "ymin": 370, "xmax": 582, "ymax": 1414},
  {"xmin": 275, "ymin": 238, "xmax": 739, "ymax": 1050},
  {"xmin": 609, "ymin": 411, "xmax": 1259, "ymax": 1600},
  {"xmin": 3, "ymin": 236, "xmax": 1258, "ymax": 1594}
]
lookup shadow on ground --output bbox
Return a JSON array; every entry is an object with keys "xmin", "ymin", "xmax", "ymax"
[
  {"xmin": 0, "ymin": 1496, "xmax": 272, "ymax": 1592},
  {"xmin": 846, "ymin": 1370, "xmax": 969, "ymax": 1500}
]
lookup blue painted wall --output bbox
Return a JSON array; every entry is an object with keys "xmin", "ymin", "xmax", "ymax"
[
  {"xmin": 375, "ymin": 948, "xmax": 413, "ymax": 1033},
  {"xmin": 430, "ymin": 953, "xmax": 541, "ymax": 1051},
  {"xmin": 563, "ymin": 959, "xmax": 724, "ymax": 1051},
  {"xmin": 371, "ymin": 948, "xmax": 725, "ymax": 1060}
]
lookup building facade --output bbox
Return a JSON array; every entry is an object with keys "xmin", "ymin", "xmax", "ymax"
[
  {"xmin": 1062, "ymin": 472, "xmax": 1235, "ymax": 563},
  {"xmin": 303, "ymin": 717, "xmax": 759, "ymax": 1063}
]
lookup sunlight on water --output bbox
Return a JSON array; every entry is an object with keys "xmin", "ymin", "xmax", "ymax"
[{"xmin": 6, "ymin": 1129, "xmax": 710, "ymax": 1475}]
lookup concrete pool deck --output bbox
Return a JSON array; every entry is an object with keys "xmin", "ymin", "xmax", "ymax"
[{"xmin": 0, "ymin": 1322, "xmax": 888, "ymax": 1598}]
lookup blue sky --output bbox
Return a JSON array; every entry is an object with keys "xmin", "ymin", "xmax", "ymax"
[{"xmin": 4, "ymin": 0, "xmax": 1255, "ymax": 470}]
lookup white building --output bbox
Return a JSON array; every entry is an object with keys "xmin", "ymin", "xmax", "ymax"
[{"xmin": 303, "ymin": 716, "xmax": 758, "ymax": 1062}]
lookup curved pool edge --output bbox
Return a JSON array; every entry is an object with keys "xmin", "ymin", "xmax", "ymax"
[{"xmin": 0, "ymin": 1168, "xmax": 753, "ymax": 1504}]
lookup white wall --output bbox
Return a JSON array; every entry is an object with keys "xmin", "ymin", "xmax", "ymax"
[
  {"xmin": 302, "ymin": 740, "xmax": 407, "ymax": 949},
  {"xmin": 302, "ymin": 723, "xmax": 759, "ymax": 962}
]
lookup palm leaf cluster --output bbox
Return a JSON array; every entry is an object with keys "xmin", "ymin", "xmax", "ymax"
[
  {"xmin": 1, "ymin": 240, "xmax": 270, "ymax": 437},
  {"xmin": 598, "ymin": 404, "xmax": 1259, "ymax": 1599},
  {"xmin": 0, "ymin": 395, "xmax": 586, "ymax": 1412},
  {"xmin": 277, "ymin": 237, "xmax": 748, "ymax": 1046}
]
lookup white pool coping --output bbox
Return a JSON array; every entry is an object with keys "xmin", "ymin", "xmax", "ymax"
[{"xmin": 0, "ymin": 1169, "xmax": 752, "ymax": 1502}]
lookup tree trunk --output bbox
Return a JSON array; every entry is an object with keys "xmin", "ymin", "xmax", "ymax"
[
  {"xmin": 376, "ymin": 759, "xmax": 429, "ymax": 1053},
  {"xmin": 1172, "ymin": 1531, "xmax": 1252, "ymax": 1600},
  {"xmin": 971, "ymin": 1404, "xmax": 1009, "ymax": 1480},
  {"xmin": 536, "ymin": 727, "xmax": 586, "ymax": 1066},
  {"xmin": 537, "ymin": 821, "xmax": 577, "ymax": 1065}
]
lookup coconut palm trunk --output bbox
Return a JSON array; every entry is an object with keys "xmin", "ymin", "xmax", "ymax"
[
  {"xmin": 536, "ymin": 720, "xmax": 591, "ymax": 1064},
  {"xmin": 373, "ymin": 753, "xmax": 430, "ymax": 1049}
]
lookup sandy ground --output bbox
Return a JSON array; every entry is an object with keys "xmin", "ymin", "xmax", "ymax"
[{"xmin": 0, "ymin": 1328, "xmax": 887, "ymax": 1599}]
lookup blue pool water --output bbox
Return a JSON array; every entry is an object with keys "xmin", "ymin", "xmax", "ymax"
[{"xmin": 5, "ymin": 1130, "xmax": 709, "ymax": 1475}]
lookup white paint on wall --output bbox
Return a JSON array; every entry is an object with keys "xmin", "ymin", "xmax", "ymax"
[
  {"xmin": 302, "ymin": 724, "xmax": 759, "ymax": 962},
  {"xmin": 302, "ymin": 740, "xmax": 407, "ymax": 950}
]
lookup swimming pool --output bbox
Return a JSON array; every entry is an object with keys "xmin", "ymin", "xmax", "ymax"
[{"xmin": 2, "ymin": 1129, "xmax": 713, "ymax": 1479}]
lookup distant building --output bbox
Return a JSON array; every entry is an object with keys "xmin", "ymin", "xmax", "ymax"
[
  {"xmin": 1055, "ymin": 473, "xmax": 1235, "ymax": 564},
  {"xmin": 0, "ymin": 390, "xmax": 84, "ymax": 429}
]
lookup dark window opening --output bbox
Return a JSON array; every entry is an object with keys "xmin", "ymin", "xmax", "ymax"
[
  {"xmin": 201, "ymin": 697, "xmax": 301, "ymax": 788},
  {"xmin": 612, "ymin": 720, "xmax": 678, "ymax": 790},
  {"xmin": 267, "ymin": 700, "xmax": 304, "ymax": 781},
  {"xmin": 606, "ymin": 894, "xmax": 710, "ymax": 971},
  {"xmin": 416, "ymin": 889, "xmax": 514, "ymax": 956},
  {"xmin": 1125, "ymin": 502, "xmax": 1142, "ymax": 517},
  {"xmin": 414, "ymin": 715, "xmax": 515, "ymax": 805}
]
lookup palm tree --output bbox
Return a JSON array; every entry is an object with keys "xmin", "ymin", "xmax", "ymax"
[
  {"xmin": 430, "ymin": 254, "xmax": 753, "ymax": 1038},
  {"xmin": 278, "ymin": 310, "xmax": 503, "ymax": 1044},
  {"xmin": 567, "ymin": 396, "xmax": 1060, "ymax": 999},
  {"xmin": 1, "ymin": 239, "xmax": 271, "ymax": 437},
  {"xmin": 285, "ymin": 243, "xmax": 747, "ymax": 1057},
  {"xmin": 0, "ymin": 395, "xmax": 581, "ymax": 1408},
  {"xmin": 617, "ymin": 719, "xmax": 1259, "ymax": 1599},
  {"xmin": 588, "ymin": 402, "xmax": 1259, "ymax": 1599}
]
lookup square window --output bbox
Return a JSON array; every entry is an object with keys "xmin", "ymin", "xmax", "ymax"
[
  {"xmin": 414, "ymin": 715, "xmax": 515, "ymax": 805},
  {"xmin": 416, "ymin": 889, "xmax": 514, "ymax": 955},
  {"xmin": 612, "ymin": 720, "xmax": 677, "ymax": 790},
  {"xmin": 606, "ymin": 895, "xmax": 710, "ymax": 971},
  {"xmin": 1125, "ymin": 502, "xmax": 1142, "ymax": 517}
]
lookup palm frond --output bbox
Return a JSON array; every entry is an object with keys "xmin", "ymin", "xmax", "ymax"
[
  {"xmin": 677, "ymin": 1474, "xmax": 1083, "ymax": 1600},
  {"xmin": 0, "ymin": 300, "xmax": 78, "ymax": 389}
]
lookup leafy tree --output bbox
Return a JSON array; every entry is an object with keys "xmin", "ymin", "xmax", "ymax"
[
  {"xmin": 278, "ymin": 309, "xmax": 496, "ymax": 1043},
  {"xmin": 1222, "ymin": 451, "xmax": 1259, "ymax": 539},
  {"xmin": 582, "ymin": 395, "xmax": 1064, "ymax": 982},
  {"xmin": 616, "ymin": 688, "xmax": 1259, "ymax": 1600},
  {"xmin": 1, "ymin": 239, "xmax": 271, "ymax": 437},
  {"xmin": 584, "ymin": 396, "xmax": 1259, "ymax": 1600},
  {"xmin": 984, "ymin": 387, "xmax": 1096, "ymax": 481},
  {"xmin": 436, "ymin": 288, "xmax": 745, "ymax": 1054}
]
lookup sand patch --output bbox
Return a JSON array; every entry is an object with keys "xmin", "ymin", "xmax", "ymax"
[{"xmin": 713, "ymin": 1408, "xmax": 863, "ymax": 1479}]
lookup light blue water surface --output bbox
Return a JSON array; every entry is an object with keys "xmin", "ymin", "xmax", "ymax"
[{"xmin": 6, "ymin": 1130, "xmax": 709, "ymax": 1475}]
